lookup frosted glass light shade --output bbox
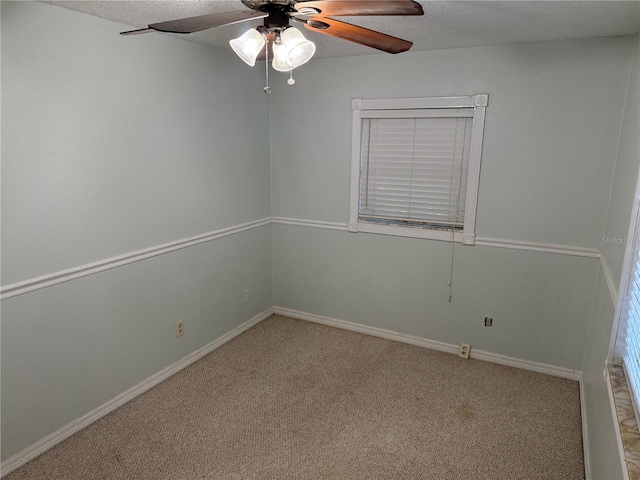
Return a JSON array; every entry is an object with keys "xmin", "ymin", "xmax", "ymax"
[
  {"xmin": 272, "ymin": 43, "xmax": 293, "ymax": 72},
  {"xmin": 229, "ymin": 28, "xmax": 266, "ymax": 67},
  {"xmin": 280, "ymin": 27, "xmax": 316, "ymax": 67}
]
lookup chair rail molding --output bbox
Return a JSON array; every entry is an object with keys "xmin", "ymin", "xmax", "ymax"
[
  {"xmin": 272, "ymin": 217, "xmax": 601, "ymax": 258},
  {"xmin": 2, "ymin": 216, "xmax": 602, "ymax": 301},
  {"xmin": 1, "ymin": 218, "xmax": 271, "ymax": 300}
]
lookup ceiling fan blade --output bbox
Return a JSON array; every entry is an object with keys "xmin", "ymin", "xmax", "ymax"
[
  {"xmin": 295, "ymin": 1, "xmax": 424, "ymax": 16},
  {"xmin": 148, "ymin": 10, "xmax": 267, "ymax": 34},
  {"xmin": 120, "ymin": 28, "xmax": 155, "ymax": 36},
  {"xmin": 304, "ymin": 17, "xmax": 413, "ymax": 54}
]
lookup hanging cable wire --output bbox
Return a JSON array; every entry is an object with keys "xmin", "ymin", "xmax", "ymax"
[{"xmin": 448, "ymin": 119, "xmax": 467, "ymax": 303}]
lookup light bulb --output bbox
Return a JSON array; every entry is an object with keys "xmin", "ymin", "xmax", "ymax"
[
  {"xmin": 280, "ymin": 27, "xmax": 316, "ymax": 67},
  {"xmin": 272, "ymin": 42, "xmax": 293, "ymax": 72},
  {"xmin": 229, "ymin": 28, "xmax": 266, "ymax": 67}
]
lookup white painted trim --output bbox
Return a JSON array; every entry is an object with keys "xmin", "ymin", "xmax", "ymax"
[
  {"xmin": 470, "ymin": 348, "xmax": 581, "ymax": 380},
  {"xmin": 580, "ymin": 379, "xmax": 592, "ymax": 480},
  {"xmin": 354, "ymin": 222, "xmax": 466, "ymax": 243},
  {"xmin": 271, "ymin": 217, "xmax": 348, "ymax": 232},
  {"xmin": 2, "ymin": 216, "xmax": 603, "ymax": 302},
  {"xmin": 606, "ymin": 38, "xmax": 640, "ymax": 362},
  {"xmin": 605, "ymin": 365, "xmax": 632, "ymax": 480},
  {"xmin": 349, "ymin": 95, "xmax": 488, "ymax": 244},
  {"xmin": 356, "ymin": 95, "xmax": 484, "ymax": 110},
  {"xmin": 359, "ymin": 108, "xmax": 474, "ymax": 119},
  {"xmin": 0, "ymin": 307, "xmax": 274, "ymax": 478},
  {"xmin": 0, "ymin": 218, "xmax": 271, "ymax": 300},
  {"xmin": 272, "ymin": 217, "xmax": 602, "ymax": 259},
  {"xmin": 463, "ymin": 102, "xmax": 486, "ymax": 241},
  {"xmin": 601, "ymin": 253, "xmax": 619, "ymax": 306},
  {"xmin": 349, "ymin": 104, "xmax": 363, "ymax": 231},
  {"xmin": 273, "ymin": 306, "xmax": 582, "ymax": 381},
  {"xmin": 608, "ymin": 184, "xmax": 640, "ymax": 359},
  {"xmin": 475, "ymin": 236, "xmax": 601, "ymax": 258}
]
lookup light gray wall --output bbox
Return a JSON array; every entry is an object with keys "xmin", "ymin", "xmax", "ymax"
[
  {"xmin": 1, "ymin": 1, "xmax": 271, "ymax": 285},
  {"xmin": 3, "ymin": 0, "xmax": 638, "ymax": 472},
  {"xmin": 271, "ymin": 37, "xmax": 632, "ymax": 248},
  {"xmin": 271, "ymin": 37, "xmax": 635, "ymax": 372},
  {"xmin": 1, "ymin": 2, "xmax": 272, "ymax": 460},
  {"xmin": 582, "ymin": 33, "xmax": 640, "ymax": 479},
  {"xmin": 274, "ymin": 225, "xmax": 599, "ymax": 370},
  {"xmin": 1, "ymin": 229, "xmax": 273, "ymax": 461}
]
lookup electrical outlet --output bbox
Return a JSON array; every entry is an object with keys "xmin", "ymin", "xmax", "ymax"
[
  {"xmin": 484, "ymin": 316, "xmax": 493, "ymax": 327},
  {"xmin": 176, "ymin": 320, "xmax": 184, "ymax": 337},
  {"xmin": 243, "ymin": 289, "xmax": 249, "ymax": 303},
  {"xmin": 459, "ymin": 343, "xmax": 471, "ymax": 359}
]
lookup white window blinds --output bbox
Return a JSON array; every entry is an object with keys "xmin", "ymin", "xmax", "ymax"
[
  {"xmin": 617, "ymin": 228, "xmax": 640, "ymax": 412},
  {"xmin": 349, "ymin": 95, "xmax": 488, "ymax": 244},
  {"xmin": 359, "ymin": 114, "xmax": 473, "ymax": 229}
]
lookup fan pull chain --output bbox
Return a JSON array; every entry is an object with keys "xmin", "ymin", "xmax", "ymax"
[
  {"xmin": 448, "ymin": 119, "xmax": 466, "ymax": 303},
  {"xmin": 287, "ymin": 70, "xmax": 295, "ymax": 85},
  {"xmin": 264, "ymin": 41, "xmax": 271, "ymax": 94},
  {"xmin": 448, "ymin": 232, "xmax": 455, "ymax": 303}
]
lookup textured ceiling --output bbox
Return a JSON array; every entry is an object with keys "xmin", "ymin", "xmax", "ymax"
[{"xmin": 48, "ymin": 1, "xmax": 640, "ymax": 58}]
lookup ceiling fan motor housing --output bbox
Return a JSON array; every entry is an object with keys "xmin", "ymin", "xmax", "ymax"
[
  {"xmin": 264, "ymin": 10, "xmax": 290, "ymax": 29},
  {"xmin": 241, "ymin": 1, "xmax": 296, "ymax": 29},
  {"xmin": 242, "ymin": 0, "xmax": 296, "ymax": 13}
]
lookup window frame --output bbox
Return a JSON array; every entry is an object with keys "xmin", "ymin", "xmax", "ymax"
[
  {"xmin": 610, "ymin": 159, "xmax": 640, "ymax": 421},
  {"xmin": 349, "ymin": 95, "xmax": 488, "ymax": 245},
  {"xmin": 607, "ymin": 132, "xmax": 640, "ymax": 479}
]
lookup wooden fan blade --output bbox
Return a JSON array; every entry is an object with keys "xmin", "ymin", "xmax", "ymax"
[
  {"xmin": 148, "ymin": 10, "xmax": 267, "ymax": 34},
  {"xmin": 296, "ymin": 1, "xmax": 423, "ymax": 16},
  {"xmin": 304, "ymin": 17, "xmax": 413, "ymax": 54}
]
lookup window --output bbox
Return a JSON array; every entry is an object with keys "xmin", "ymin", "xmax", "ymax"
[
  {"xmin": 613, "ymin": 200, "xmax": 640, "ymax": 421},
  {"xmin": 349, "ymin": 95, "xmax": 488, "ymax": 244}
]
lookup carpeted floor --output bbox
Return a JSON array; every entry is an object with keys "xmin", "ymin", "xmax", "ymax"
[{"xmin": 4, "ymin": 315, "xmax": 584, "ymax": 479}]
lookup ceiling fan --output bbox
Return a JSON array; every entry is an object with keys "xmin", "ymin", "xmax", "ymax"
[{"xmin": 121, "ymin": 1, "xmax": 425, "ymax": 65}]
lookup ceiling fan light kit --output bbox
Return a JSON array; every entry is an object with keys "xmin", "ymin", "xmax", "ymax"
[
  {"xmin": 229, "ymin": 27, "xmax": 267, "ymax": 67},
  {"xmin": 278, "ymin": 27, "xmax": 316, "ymax": 67},
  {"xmin": 232, "ymin": 25, "xmax": 316, "ymax": 73},
  {"xmin": 272, "ymin": 42, "xmax": 293, "ymax": 72},
  {"xmin": 121, "ymin": 0, "xmax": 424, "ymax": 91}
]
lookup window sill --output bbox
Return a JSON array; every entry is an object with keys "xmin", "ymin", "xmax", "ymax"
[
  {"xmin": 349, "ymin": 222, "xmax": 476, "ymax": 245},
  {"xmin": 609, "ymin": 363, "xmax": 640, "ymax": 479}
]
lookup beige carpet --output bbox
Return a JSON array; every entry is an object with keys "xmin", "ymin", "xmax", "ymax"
[{"xmin": 5, "ymin": 315, "xmax": 584, "ymax": 479}]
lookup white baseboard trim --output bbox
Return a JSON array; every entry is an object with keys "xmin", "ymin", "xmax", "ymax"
[
  {"xmin": 580, "ymin": 379, "xmax": 592, "ymax": 480},
  {"xmin": 1, "ymin": 217, "xmax": 271, "ymax": 300},
  {"xmin": 273, "ymin": 306, "xmax": 583, "ymax": 381},
  {"xmin": 0, "ymin": 307, "xmax": 273, "ymax": 478}
]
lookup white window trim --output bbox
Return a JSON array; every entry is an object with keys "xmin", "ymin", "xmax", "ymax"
[
  {"xmin": 349, "ymin": 95, "xmax": 488, "ymax": 245},
  {"xmin": 606, "ymin": 105, "xmax": 640, "ymax": 479},
  {"xmin": 609, "ymin": 160, "xmax": 640, "ymax": 362}
]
